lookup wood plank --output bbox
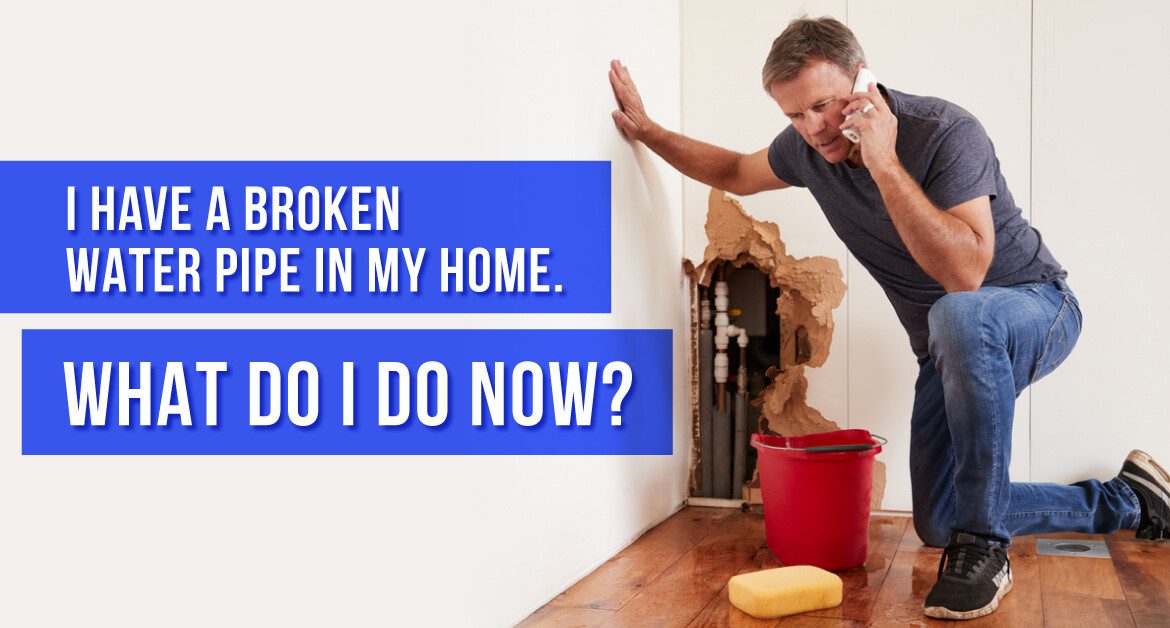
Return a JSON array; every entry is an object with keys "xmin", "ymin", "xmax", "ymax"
[
  {"xmin": 1106, "ymin": 529, "xmax": 1141, "ymax": 543},
  {"xmin": 525, "ymin": 514, "xmax": 1170, "ymax": 627},
  {"xmin": 601, "ymin": 511, "xmax": 765, "ymax": 626},
  {"xmin": 968, "ymin": 536, "xmax": 1044, "ymax": 628},
  {"xmin": 549, "ymin": 506, "xmax": 732, "ymax": 611},
  {"xmin": 769, "ymin": 619, "xmax": 862, "ymax": 627},
  {"xmin": 805, "ymin": 516, "xmax": 908, "ymax": 621},
  {"xmin": 686, "ymin": 546, "xmax": 782, "ymax": 628},
  {"xmin": 896, "ymin": 523, "xmax": 942, "ymax": 555},
  {"xmin": 867, "ymin": 551, "xmax": 950, "ymax": 627},
  {"xmin": 1042, "ymin": 595, "xmax": 1134, "ymax": 628},
  {"xmin": 689, "ymin": 517, "xmax": 905, "ymax": 626},
  {"xmin": 868, "ymin": 537, "xmax": 1041, "ymax": 627},
  {"xmin": 517, "ymin": 605, "xmax": 613, "ymax": 628},
  {"xmin": 1038, "ymin": 533, "xmax": 1125, "ymax": 600},
  {"xmin": 1106, "ymin": 533, "xmax": 1170, "ymax": 627},
  {"xmin": 692, "ymin": 552, "xmax": 866, "ymax": 628}
]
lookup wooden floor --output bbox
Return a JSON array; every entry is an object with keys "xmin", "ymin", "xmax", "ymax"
[{"xmin": 519, "ymin": 507, "xmax": 1170, "ymax": 627}]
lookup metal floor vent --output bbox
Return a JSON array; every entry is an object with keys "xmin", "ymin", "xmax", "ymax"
[{"xmin": 1035, "ymin": 538, "xmax": 1111, "ymax": 558}]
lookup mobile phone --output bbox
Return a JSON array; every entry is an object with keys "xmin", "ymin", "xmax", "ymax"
[{"xmin": 842, "ymin": 67, "xmax": 878, "ymax": 144}]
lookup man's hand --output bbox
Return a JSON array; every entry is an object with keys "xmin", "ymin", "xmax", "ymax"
[
  {"xmin": 839, "ymin": 82, "xmax": 899, "ymax": 173},
  {"xmin": 609, "ymin": 59, "xmax": 658, "ymax": 142},
  {"xmin": 604, "ymin": 59, "xmax": 787, "ymax": 196}
]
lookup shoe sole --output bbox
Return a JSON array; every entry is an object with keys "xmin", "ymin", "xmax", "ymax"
[
  {"xmin": 1127, "ymin": 449, "xmax": 1170, "ymax": 489},
  {"xmin": 923, "ymin": 575, "xmax": 1013, "ymax": 621},
  {"xmin": 1125, "ymin": 450, "xmax": 1170, "ymax": 541}
]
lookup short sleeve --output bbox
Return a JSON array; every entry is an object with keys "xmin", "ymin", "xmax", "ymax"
[
  {"xmin": 922, "ymin": 117, "xmax": 999, "ymax": 209},
  {"xmin": 767, "ymin": 125, "xmax": 807, "ymax": 188}
]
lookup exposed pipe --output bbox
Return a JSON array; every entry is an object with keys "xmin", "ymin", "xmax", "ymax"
[
  {"xmin": 711, "ymin": 264, "xmax": 757, "ymax": 499},
  {"xmin": 712, "ymin": 266, "xmax": 732, "ymax": 498},
  {"xmin": 699, "ymin": 289, "xmax": 714, "ymax": 498},
  {"xmin": 713, "ymin": 393, "xmax": 731, "ymax": 498},
  {"xmin": 732, "ymin": 328, "xmax": 748, "ymax": 500},
  {"xmin": 713, "ymin": 280, "xmax": 730, "ymax": 412}
]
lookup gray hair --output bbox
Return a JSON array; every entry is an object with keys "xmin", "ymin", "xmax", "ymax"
[{"xmin": 761, "ymin": 16, "xmax": 866, "ymax": 92}]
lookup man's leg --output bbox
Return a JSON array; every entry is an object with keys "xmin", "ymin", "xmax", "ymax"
[
  {"xmin": 918, "ymin": 279, "xmax": 1154, "ymax": 619},
  {"xmin": 910, "ymin": 360, "xmax": 1141, "ymax": 547},
  {"xmin": 911, "ymin": 279, "xmax": 1141, "ymax": 545},
  {"xmin": 908, "ymin": 357, "xmax": 958, "ymax": 547}
]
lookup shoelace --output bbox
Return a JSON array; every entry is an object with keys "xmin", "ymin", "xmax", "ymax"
[{"xmin": 937, "ymin": 543, "xmax": 994, "ymax": 581}]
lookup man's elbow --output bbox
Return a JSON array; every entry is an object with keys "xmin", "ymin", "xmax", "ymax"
[
  {"xmin": 942, "ymin": 259, "xmax": 992, "ymax": 293},
  {"xmin": 944, "ymin": 277, "xmax": 984, "ymax": 293},
  {"xmin": 724, "ymin": 184, "xmax": 757, "ymax": 197},
  {"xmin": 721, "ymin": 177, "xmax": 761, "ymax": 197},
  {"xmin": 720, "ymin": 156, "xmax": 767, "ymax": 196}
]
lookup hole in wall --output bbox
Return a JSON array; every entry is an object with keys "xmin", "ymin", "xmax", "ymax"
[{"xmin": 685, "ymin": 189, "xmax": 886, "ymax": 508}]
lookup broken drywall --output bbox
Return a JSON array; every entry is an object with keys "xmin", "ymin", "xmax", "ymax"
[{"xmin": 686, "ymin": 189, "xmax": 887, "ymax": 509}]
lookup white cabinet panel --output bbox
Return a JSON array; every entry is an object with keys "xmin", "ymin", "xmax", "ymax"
[
  {"xmin": 847, "ymin": 0, "xmax": 1034, "ymax": 509},
  {"xmin": 1030, "ymin": 0, "xmax": 1170, "ymax": 484}
]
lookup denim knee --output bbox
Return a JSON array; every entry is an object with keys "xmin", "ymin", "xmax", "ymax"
[
  {"xmin": 927, "ymin": 291, "xmax": 986, "ymax": 362},
  {"xmin": 913, "ymin": 510, "xmax": 952, "ymax": 548}
]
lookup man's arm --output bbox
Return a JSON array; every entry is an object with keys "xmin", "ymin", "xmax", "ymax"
[
  {"xmin": 609, "ymin": 60, "xmax": 789, "ymax": 196},
  {"xmin": 870, "ymin": 168, "xmax": 994, "ymax": 292},
  {"xmin": 840, "ymin": 83, "xmax": 995, "ymax": 292}
]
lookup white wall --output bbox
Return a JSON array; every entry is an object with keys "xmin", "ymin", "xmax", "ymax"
[
  {"xmin": 683, "ymin": 1, "xmax": 1167, "ymax": 510},
  {"xmin": 0, "ymin": 2, "xmax": 686, "ymax": 626},
  {"xmin": 845, "ymin": 0, "xmax": 1034, "ymax": 509},
  {"xmin": 682, "ymin": 0, "xmax": 853, "ymax": 445},
  {"xmin": 1030, "ymin": 0, "xmax": 1170, "ymax": 482}
]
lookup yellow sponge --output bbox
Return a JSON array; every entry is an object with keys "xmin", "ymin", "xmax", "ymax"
[{"xmin": 728, "ymin": 565, "xmax": 843, "ymax": 619}]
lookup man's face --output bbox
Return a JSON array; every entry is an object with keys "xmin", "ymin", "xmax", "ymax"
[{"xmin": 769, "ymin": 59, "xmax": 858, "ymax": 164}]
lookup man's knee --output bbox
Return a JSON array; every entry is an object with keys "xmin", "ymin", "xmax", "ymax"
[
  {"xmin": 913, "ymin": 511, "xmax": 952, "ymax": 548},
  {"xmin": 927, "ymin": 291, "xmax": 987, "ymax": 361}
]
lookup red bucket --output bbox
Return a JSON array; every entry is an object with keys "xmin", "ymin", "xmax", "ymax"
[{"xmin": 750, "ymin": 430, "xmax": 885, "ymax": 571}]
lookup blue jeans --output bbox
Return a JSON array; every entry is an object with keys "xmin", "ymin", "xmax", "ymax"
[{"xmin": 909, "ymin": 278, "xmax": 1142, "ymax": 546}]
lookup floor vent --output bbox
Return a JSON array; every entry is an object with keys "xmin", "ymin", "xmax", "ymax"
[{"xmin": 1035, "ymin": 538, "xmax": 1110, "ymax": 558}]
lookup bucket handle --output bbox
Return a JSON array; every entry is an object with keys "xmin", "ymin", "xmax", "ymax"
[{"xmin": 751, "ymin": 433, "xmax": 887, "ymax": 454}]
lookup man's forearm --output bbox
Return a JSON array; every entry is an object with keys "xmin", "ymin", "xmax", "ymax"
[
  {"xmin": 870, "ymin": 163, "xmax": 988, "ymax": 292},
  {"xmin": 641, "ymin": 124, "xmax": 749, "ymax": 194}
]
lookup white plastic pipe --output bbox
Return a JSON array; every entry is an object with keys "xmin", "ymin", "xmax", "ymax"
[
  {"xmin": 713, "ymin": 281, "xmax": 730, "ymax": 384},
  {"xmin": 714, "ymin": 353, "xmax": 729, "ymax": 382}
]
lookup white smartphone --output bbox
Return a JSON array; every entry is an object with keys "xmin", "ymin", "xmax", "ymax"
[{"xmin": 842, "ymin": 67, "xmax": 878, "ymax": 144}]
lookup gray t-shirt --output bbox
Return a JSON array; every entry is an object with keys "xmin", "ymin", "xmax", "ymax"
[{"xmin": 767, "ymin": 85, "xmax": 1065, "ymax": 361}]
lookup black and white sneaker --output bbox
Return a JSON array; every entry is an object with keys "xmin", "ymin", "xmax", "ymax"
[
  {"xmin": 923, "ymin": 531, "xmax": 1012, "ymax": 620},
  {"xmin": 1119, "ymin": 449, "xmax": 1170, "ymax": 541}
]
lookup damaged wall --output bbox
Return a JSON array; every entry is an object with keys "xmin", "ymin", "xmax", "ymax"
[
  {"xmin": 687, "ymin": 189, "xmax": 886, "ymax": 509},
  {"xmin": 682, "ymin": 1, "xmax": 1037, "ymax": 511}
]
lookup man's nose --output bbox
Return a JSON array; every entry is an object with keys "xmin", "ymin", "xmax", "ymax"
[{"xmin": 806, "ymin": 112, "xmax": 827, "ymax": 136}]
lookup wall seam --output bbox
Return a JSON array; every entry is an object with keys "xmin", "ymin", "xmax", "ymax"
[
  {"xmin": 678, "ymin": 0, "xmax": 685, "ymax": 254},
  {"xmin": 845, "ymin": 0, "xmax": 851, "ymax": 429},
  {"xmin": 1028, "ymin": 0, "xmax": 1035, "ymax": 483}
]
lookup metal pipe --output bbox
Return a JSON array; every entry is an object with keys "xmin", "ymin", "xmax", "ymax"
[
  {"xmin": 732, "ymin": 332, "xmax": 748, "ymax": 500},
  {"xmin": 713, "ymin": 391, "xmax": 731, "ymax": 498},
  {"xmin": 699, "ymin": 329, "xmax": 714, "ymax": 498},
  {"xmin": 732, "ymin": 388, "xmax": 747, "ymax": 500}
]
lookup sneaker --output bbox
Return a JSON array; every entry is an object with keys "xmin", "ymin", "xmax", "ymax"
[
  {"xmin": 923, "ymin": 531, "xmax": 1012, "ymax": 620},
  {"xmin": 1119, "ymin": 449, "xmax": 1170, "ymax": 541}
]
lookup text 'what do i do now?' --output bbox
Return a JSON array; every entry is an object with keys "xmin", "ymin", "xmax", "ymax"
[{"xmin": 63, "ymin": 360, "xmax": 634, "ymax": 429}]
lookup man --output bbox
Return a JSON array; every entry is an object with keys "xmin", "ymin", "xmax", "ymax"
[{"xmin": 609, "ymin": 16, "xmax": 1170, "ymax": 620}]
